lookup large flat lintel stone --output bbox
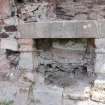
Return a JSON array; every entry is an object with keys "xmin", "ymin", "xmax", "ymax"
[{"xmin": 18, "ymin": 20, "xmax": 105, "ymax": 38}]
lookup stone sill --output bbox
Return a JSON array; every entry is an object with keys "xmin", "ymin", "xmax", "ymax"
[{"xmin": 18, "ymin": 20, "xmax": 105, "ymax": 38}]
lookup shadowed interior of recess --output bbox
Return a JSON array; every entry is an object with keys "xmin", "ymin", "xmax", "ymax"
[{"xmin": 34, "ymin": 38, "xmax": 96, "ymax": 87}]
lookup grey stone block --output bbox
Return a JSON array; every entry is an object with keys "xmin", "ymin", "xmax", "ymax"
[
  {"xmin": 33, "ymin": 84, "xmax": 63, "ymax": 105},
  {"xmin": 95, "ymin": 54, "xmax": 105, "ymax": 73},
  {"xmin": 63, "ymin": 80, "xmax": 91, "ymax": 100},
  {"xmin": 19, "ymin": 53, "xmax": 33, "ymax": 70},
  {"xmin": 18, "ymin": 20, "xmax": 101, "ymax": 38},
  {"xmin": 1, "ymin": 39, "xmax": 18, "ymax": 51}
]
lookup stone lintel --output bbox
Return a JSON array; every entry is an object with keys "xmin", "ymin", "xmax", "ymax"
[{"xmin": 18, "ymin": 20, "xmax": 105, "ymax": 38}]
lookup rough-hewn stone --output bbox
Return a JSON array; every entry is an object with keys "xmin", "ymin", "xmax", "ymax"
[
  {"xmin": 1, "ymin": 39, "xmax": 18, "ymax": 51},
  {"xmin": 0, "ymin": 33, "xmax": 9, "ymax": 38},
  {"xmin": 63, "ymin": 80, "xmax": 91, "ymax": 100},
  {"xmin": 18, "ymin": 39, "xmax": 34, "ymax": 51},
  {"xmin": 4, "ymin": 25, "xmax": 17, "ymax": 32},
  {"xmin": 0, "ymin": 0, "xmax": 11, "ymax": 18},
  {"xmin": 93, "ymin": 74, "xmax": 105, "ymax": 89},
  {"xmin": 19, "ymin": 52, "xmax": 33, "ymax": 70},
  {"xmin": 63, "ymin": 99, "xmax": 105, "ymax": 105},
  {"xmin": 91, "ymin": 89, "xmax": 105, "ymax": 103},
  {"xmin": 95, "ymin": 54, "xmax": 105, "ymax": 73},
  {"xmin": 18, "ymin": 20, "xmax": 100, "ymax": 38},
  {"xmin": 33, "ymin": 84, "xmax": 63, "ymax": 105}
]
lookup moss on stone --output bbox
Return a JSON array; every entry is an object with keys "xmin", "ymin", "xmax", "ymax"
[{"xmin": 0, "ymin": 100, "xmax": 14, "ymax": 105}]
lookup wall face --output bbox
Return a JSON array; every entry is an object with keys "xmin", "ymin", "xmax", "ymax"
[
  {"xmin": 56, "ymin": 0, "xmax": 105, "ymax": 20},
  {"xmin": 13, "ymin": 0, "xmax": 105, "ymax": 21},
  {"xmin": 0, "ymin": 0, "xmax": 105, "ymax": 105}
]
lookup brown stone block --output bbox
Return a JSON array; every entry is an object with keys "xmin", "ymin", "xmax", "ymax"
[
  {"xmin": 18, "ymin": 39, "xmax": 33, "ymax": 45},
  {"xmin": 18, "ymin": 39, "xmax": 34, "ymax": 51},
  {"xmin": 0, "ymin": 54, "xmax": 10, "ymax": 74},
  {"xmin": 0, "ymin": 0, "xmax": 11, "ymax": 19}
]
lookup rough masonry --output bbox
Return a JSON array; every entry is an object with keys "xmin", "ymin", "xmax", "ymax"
[{"xmin": 0, "ymin": 0, "xmax": 105, "ymax": 105}]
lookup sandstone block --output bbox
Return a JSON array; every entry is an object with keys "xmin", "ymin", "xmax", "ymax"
[
  {"xmin": 91, "ymin": 89, "xmax": 105, "ymax": 103},
  {"xmin": 33, "ymin": 84, "xmax": 63, "ymax": 105},
  {"xmin": 95, "ymin": 38, "xmax": 105, "ymax": 52},
  {"xmin": 1, "ymin": 39, "xmax": 18, "ymax": 51},
  {"xmin": 0, "ymin": 81, "xmax": 29, "ymax": 105},
  {"xmin": 0, "ymin": 0, "xmax": 11, "ymax": 18},
  {"xmin": 19, "ymin": 53, "xmax": 33, "ymax": 70},
  {"xmin": 63, "ymin": 81, "xmax": 91, "ymax": 100},
  {"xmin": 93, "ymin": 74, "xmax": 105, "ymax": 89},
  {"xmin": 95, "ymin": 54, "xmax": 105, "ymax": 73},
  {"xmin": 18, "ymin": 39, "xmax": 34, "ymax": 51},
  {"xmin": 23, "ymin": 72, "xmax": 34, "ymax": 82}
]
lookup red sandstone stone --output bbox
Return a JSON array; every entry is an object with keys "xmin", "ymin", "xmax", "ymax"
[
  {"xmin": 18, "ymin": 39, "xmax": 34, "ymax": 51},
  {"xmin": 18, "ymin": 39, "xmax": 33, "ymax": 45},
  {"xmin": 0, "ymin": 0, "xmax": 10, "ymax": 18},
  {"xmin": 0, "ymin": 19, "xmax": 4, "ymax": 25}
]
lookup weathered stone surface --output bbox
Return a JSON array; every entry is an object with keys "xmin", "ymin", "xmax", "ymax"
[
  {"xmin": 33, "ymin": 53, "xmax": 39, "ymax": 69},
  {"xmin": 91, "ymin": 89, "xmax": 105, "ymax": 103},
  {"xmin": 95, "ymin": 38, "xmax": 105, "ymax": 73},
  {"xmin": 4, "ymin": 25, "xmax": 17, "ymax": 32},
  {"xmin": 18, "ymin": 72, "xmax": 33, "ymax": 88},
  {"xmin": 73, "ymin": 14, "xmax": 88, "ymax": 20},
  {"xmin": 33, "ymin": 84, "xmax": 63, "ymax": 105},
  {"xmin": 19, "ymin": 53, "xmax": 33, "ymax": 70},
  {"xmin": 23, "ymin": 72, "xmax": 35, "ymax": 82},
  {"xmin": 56, "ymin": 0, "xmax": 105, "ymax": 20},
  {"xmin": 18, "ymin": 2, "xmax": 48, "ymax": 22},
  {"xmin": 0, "ymin": 0, "xmax": 11, "ymax": 18},
  {"xmin": 0, "ymin": 54, "xmax": 10, "ymax": 80},
  {"xmin": 90, "ymin": 74, "xmax": 105, "ymax": 103},
  {"xmin": 63, "ymin": 80, "xmax": 91, "ymax": 100},
  {"xmin": 0, "ymin": 81, "xmax": 18, "ymax": 101},
  {"xmin": 18, "ymin": 39, "xmax": 34, "ymax": 51},
  {"xmin": 0, "ymin": 33, "xmax": 9, "ymax": 38},
  {"xmin": 63, "ymin": 99, "xmax": 105, "ymax": 105},
  {"xmin": 95, "ymin": 38, "xmax": 105, "ymax": 52},
  {"xmin": 52, "ymin": 39, "xmax": 87, "ymax": 51},
  {"xmin": 1, "ymin": 39, "xmax": 18, "ymax": 51},
  {"xmin": 4, "ymin": 17, "xmax": 18, "ymax": 26},
  {"xmin": 6, "ymin": 49, "xmax": 20, "ymax": 71},
  {"xmin": 95, "ymin": 54, "xmax": 105, "ymax": 73},
  {"xmin": 0, "ymin": 81, "xmax": 29, "ymax": 105},
  {"xmin": 36, "ymin": 39, "xmax": 95, "ymax": 87},
  {"xmin": 98, "ymin": 20, "xmax": 105, "ymax": 36},
  {"xmin": 93, "ymin": 74, "xmax": 105, "ymax": 89},
  {"xmin": 18, "ymin": 20, "xmax": 100, "ymax": 38}
]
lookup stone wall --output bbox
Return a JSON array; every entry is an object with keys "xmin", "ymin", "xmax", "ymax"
[
  {"xmin": 0, "ymin": 0, "xmax": 105, "ymax": 105},
  {"xmin": 0, "ymin": 38, "xmax": 100, "ymax": 105}
]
